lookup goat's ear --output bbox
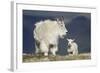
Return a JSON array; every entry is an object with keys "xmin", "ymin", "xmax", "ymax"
[
  {"xmin": 73, "ymin": 39, "xmax": 75, "ymax": 41},
  {"xmin": 56, "ymin": 18, "xmax": 61, "ymax": 25},
  {"xmin": 56, "ymin": 18, "xmax": 59, "ymax": 22}
]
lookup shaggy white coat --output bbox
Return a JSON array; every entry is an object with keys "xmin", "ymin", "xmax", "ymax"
[
  {"xmin": 67, "ymin": 39, "xmax": 78, "ymax": 56},
  {"xmin": 34, "ymin": 19, "xmax": 67, "ymax": 56}
]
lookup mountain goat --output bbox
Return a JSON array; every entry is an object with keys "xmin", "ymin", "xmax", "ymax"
[
  {"xmin": 33, "ymin": 17, "xmax": 68, "ymax": 56},
  {"xmin": 67, "ymin": 39, "xmax": 78, "ymax": 56}
]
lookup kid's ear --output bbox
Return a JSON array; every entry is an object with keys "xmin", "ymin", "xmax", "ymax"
[{"xmin": 73, "ymin": 39, "xmax": 75, "ymax": 41}]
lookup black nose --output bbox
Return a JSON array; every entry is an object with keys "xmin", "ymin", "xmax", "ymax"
[{"xmin": 68, "ymin": 44, "xmax": 71, "ymax": 48}]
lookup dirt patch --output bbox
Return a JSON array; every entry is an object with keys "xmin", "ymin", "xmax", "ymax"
[{"xmin": 23, "ymin": 53, "xmax": 91, "ymax": 63}]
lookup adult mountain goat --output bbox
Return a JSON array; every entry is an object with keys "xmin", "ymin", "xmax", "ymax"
[{"xmin": 33, "ymin": 17, "xmax": 68, "ymax": 56}]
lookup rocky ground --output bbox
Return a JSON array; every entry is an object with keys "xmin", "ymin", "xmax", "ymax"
[{"xmin": 23, "ymin": 53, "xmax": 91, "ymax": 63}]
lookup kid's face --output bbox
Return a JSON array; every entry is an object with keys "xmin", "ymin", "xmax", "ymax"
[{"xmin": 67, "ymin": 39, "xmax": 74, "ymax": 44}]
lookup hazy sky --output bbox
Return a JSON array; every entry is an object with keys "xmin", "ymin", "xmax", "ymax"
[{"xmin": 23, "ymin": 10, "xmax": 91, "ymax": 55}]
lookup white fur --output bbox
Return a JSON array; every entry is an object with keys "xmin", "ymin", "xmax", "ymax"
[
  {"xmin": 67, "ymin": 39, "xmax": 78, "ymax": 56},
  {"xmin": 34, "ymin": 19, "xmax": 68, "ymax": 56}
]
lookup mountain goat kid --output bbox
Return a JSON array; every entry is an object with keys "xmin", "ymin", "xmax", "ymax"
[
  {"xmin": 67, "ymin": 39, "xmax": 78, "ymax": 56},
  {"xmin": 33, "ymin": 17, "xmax": 68, "ymax": 56}
]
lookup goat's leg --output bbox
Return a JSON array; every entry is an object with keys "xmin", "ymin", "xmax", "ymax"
[
  {"xmin": 50, "ymin": 46, "xmax": 58, "ymax": 56},
  {"xmin": 40, "ymin": 41, "xmax": 49, "ymax": 56}
]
